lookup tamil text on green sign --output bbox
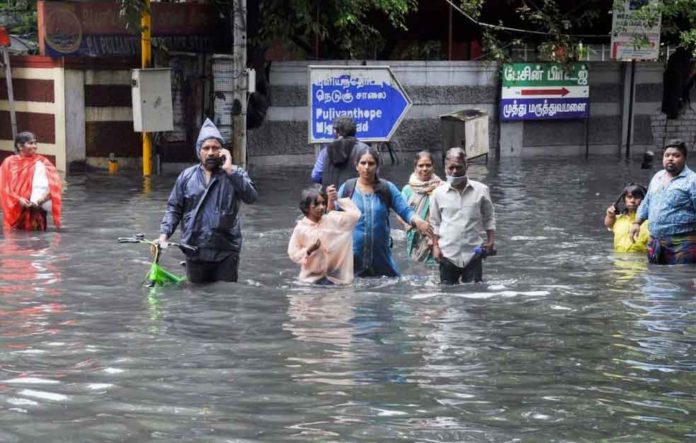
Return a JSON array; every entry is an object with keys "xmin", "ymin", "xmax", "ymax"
[{"xmin": 500, "ymin": 63, "xmax": 589, "ymax": 121}]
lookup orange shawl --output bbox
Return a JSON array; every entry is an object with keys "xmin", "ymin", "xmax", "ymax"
[{"xmin": 0, "ymin": 154, "xmax": 62, "ymax": 230}]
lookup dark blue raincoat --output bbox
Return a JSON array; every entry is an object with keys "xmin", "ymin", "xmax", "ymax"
[
  {"xmin": 160, "ymin": 118, "xmax": 257, "ymax": 262},
  {"xmin": 160, "ymin": 165, "xmax": 257, "ymax": 262}
]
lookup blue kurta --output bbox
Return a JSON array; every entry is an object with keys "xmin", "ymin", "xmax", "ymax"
[{"xmin": 339, "ymin": 180, "xmax": 415, "ymax": 277}]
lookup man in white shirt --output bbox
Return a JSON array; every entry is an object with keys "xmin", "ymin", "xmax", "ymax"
[{"xmin": 430, "ymin": 147, "xmax": 496, "ymax": 284}]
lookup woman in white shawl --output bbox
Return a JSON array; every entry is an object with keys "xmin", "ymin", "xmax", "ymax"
[{"xmin": 401, "ymin": 151, "xmax": 442, "ymax": 264}]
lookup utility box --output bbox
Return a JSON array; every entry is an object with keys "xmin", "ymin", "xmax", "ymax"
[
  {"xmin": 131, "ymin": 68, "xmax": 174, "ymax": 132},
  {"xmin": 440, "ymin": 109, "xmax": 489, "ymax": 161}
]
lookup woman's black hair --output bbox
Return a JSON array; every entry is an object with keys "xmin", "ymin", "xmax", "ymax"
[
  {"xmin": 614, "ymin": 183, "xmax": 647, "ymax": 214},
  {"xmin": 299, "ymin": 187, "xmax": 327, "ymax": 216},
  {"xmin": 14, "ymin": 131, "xmax": 36, "ymax": 153},
  {"xmin": 354, "ymin": 145, "xmax": 381, "ymax": 168},
  {"xmin": 413, "ymin": 150, "xmax": 434, "ymax": 167}
]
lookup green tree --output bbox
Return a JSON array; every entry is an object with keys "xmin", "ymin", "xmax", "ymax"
[
  {"xmin": 458, "ymin": 0, "xmax": 695, "ymax": 62},
  {"xmin": 117, "ymin": 0, "xmax": 418, "ymax": 59},
  {"xmin": 258, "ymin": 0, "xmax": 418, "ymax": 59},
  {"xmin": 1, "ymin": 0, "xmax": 37, "ymax": 40},
  {"xmin": 634, "ymin": 0, "xmax": 696, "ymax": 51}
]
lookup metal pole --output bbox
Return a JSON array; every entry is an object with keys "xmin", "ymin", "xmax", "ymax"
[
  {"xmin": 232, "ymin": 0, "xmax": 247, "ymax": 167},
  {"xmin": 448, "ymin": 3, "xmax": 453, "ymax": 61},
  {"xmin": 141, "ymin": 0, "xmax": 152, "ymax": 176},
  {"xmin": 625, "ymin": 59, "xmax": 636, "ymax": 159},
  {"xmin": 1, "ymin": 48, "xmax": 17, "ymax": 142},
  {"xmin": 585, "ymin": 89, "xmax": 591, "ymax": 159}
]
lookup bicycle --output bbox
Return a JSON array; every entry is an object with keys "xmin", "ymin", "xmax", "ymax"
[{"xmin": 118, "ymin": 233, "xmax": 197, "ymax": 287}]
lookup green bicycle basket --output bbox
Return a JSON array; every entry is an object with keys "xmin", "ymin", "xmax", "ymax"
[{"xmin": 147, "ymin": 262, "xmax": 186, "ymax": 286}]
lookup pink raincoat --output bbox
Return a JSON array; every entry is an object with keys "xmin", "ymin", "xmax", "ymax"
[{"xmin": 288, "ymin": 197, "xmax": 361, "ymax": 284}]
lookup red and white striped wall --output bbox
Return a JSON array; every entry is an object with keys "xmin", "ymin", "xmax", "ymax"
[
  {"xmin": 1, "ymin": 56, "xmax": 142, "ymax": 172},
  {"xmin": 0, "ymin": 56, "xmax": 65, "ymax": 169}
]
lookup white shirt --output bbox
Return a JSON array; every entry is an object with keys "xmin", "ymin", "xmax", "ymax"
[
  {"xmin": 31, "ymin": 161, "xmax": 52, "ymax": 212},
  {"xmin": 430, "ymin": 179, "xmax": 496, "ymax": 268}
]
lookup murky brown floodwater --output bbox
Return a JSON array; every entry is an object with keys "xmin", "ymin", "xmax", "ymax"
[{"xmin": 1, "ymin": 157, "xmax": 695, "ymax": 442}]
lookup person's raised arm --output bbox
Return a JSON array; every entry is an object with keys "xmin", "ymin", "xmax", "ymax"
[
  {"xmin": 333, "ymin": 196, "xmax": 361, "ymax": 229},
  {"xmin": 604, "ymin": 204, "xmax": 617, "ymax": 230},
  {"xmin": 326, "ymin": 184, "xmax": 337, "ymax": 212}
]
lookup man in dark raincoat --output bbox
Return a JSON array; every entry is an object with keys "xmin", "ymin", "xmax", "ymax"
[{"xmin": 158, "ymin": 119, "xmax": 257, "ymax": 283}]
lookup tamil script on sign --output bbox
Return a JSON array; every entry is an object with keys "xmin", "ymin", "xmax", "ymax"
[
  {"xmin": 502, "ymin": 64, "xmax": 589, "ymax": 86},
  {"xmin": 500, "ymin": 63, "xmax": 590, "ymax": 121},
  {"xmin": 308, "ymin": 66, "xmax": 411, "ymax": 143},
  {"xmin": 501, "ymin": 99, "xmax": 589, "ymax": 120}
]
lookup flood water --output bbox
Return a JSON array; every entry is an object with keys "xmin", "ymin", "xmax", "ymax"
[{"xmin": 1, "ymin": 157, "xmax": 695, "ymax": 442}]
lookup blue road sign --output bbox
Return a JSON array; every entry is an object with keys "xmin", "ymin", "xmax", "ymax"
[{"xmin": 308, "ymin": 66, "xmax": 412, "ymax": 143}]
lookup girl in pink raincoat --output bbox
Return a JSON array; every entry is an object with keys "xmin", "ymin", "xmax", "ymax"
[{"xmin": 288, "ymin": 185, "xmax": 361, "ymax": 285}]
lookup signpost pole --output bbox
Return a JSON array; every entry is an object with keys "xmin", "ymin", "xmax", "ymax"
[
  {"xmin": 141, "ymin": 0, "xmax": 152, "ymax": 177},
  {"xmin": 625, "ymin": 60, "xmax": 636, "ymax": 159}
]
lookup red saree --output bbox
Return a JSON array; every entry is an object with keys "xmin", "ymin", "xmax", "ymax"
[{"xmin": 0, "ymin": 154, "xmax": 62, "ymax": 230}]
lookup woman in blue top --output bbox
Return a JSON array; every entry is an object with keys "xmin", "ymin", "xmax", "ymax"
[{"xmin": 338, "ymin": 146, "xmax": 432, "ymax": 277}]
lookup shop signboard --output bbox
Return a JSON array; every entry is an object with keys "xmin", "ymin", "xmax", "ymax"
[{"xmin": 37, "ymin": 1, "xmax": 224, "ymax": 57}]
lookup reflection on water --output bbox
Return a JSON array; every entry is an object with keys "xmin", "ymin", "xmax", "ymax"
[{"xmin": 1, "ymin": 158, "xmax": 695, "ymax": 441}]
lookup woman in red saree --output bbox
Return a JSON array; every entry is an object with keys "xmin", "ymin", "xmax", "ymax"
[{"xmin": 0, "ymin": 132, "xmax": 62, "ymax": 231}]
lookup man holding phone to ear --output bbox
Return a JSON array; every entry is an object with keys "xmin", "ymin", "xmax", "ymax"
[{"xmin": 158, "ymin": 118, "xmax": 258, "ymax": 283}]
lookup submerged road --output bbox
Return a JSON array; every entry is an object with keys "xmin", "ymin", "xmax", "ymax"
[{"xmin": 0, "ymin": 158, "xmax": 694, "ymax": 442}]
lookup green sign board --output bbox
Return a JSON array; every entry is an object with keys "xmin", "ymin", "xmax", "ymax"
[{"xmin": 501, "ymin": 63, "xmax": 590, "ymax": 121}]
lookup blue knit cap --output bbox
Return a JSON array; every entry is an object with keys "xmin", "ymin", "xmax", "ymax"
[{"xmin": 195, "ymin": 118, "xmax": 225, "ymax": 159}]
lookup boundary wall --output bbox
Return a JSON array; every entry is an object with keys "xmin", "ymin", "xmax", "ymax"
[
  {"xmin": 2, "ymin": 58, "xmax": 690, "ymax": 171},
  {"xmin": 248, "ymin": 60, "xmax": 672, "ymax": 165},
  {"xmin": 0, "ymin": 56, "xmax": 64, "ymax": 169},
  {"xmin": 0, "ymin": 55, "xmax": 139, "ymax": 172}
]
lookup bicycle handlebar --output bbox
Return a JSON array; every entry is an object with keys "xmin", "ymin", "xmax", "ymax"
[{"xmin": 117, "ymin": 235, "xmax": 198, "ymax": 253}]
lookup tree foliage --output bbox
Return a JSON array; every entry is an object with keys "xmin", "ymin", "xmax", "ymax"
[
  {"xmin": 115, "ymin": 0, "xmax": 419, "ymax": 59},
  {"xmin": 1, "ymin": 0, "xmax": 38, "ymax": 39},
  {"xmin": 459, "ymin": 0, "xmax": 696, "ymax": 62},
  {"xmin": 258, "ymin": 0, "xmax": 418, "ymax": 59},
  {"xmin": 639, "ymin": 0, "xmax": 696, "ymax": 51}
]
